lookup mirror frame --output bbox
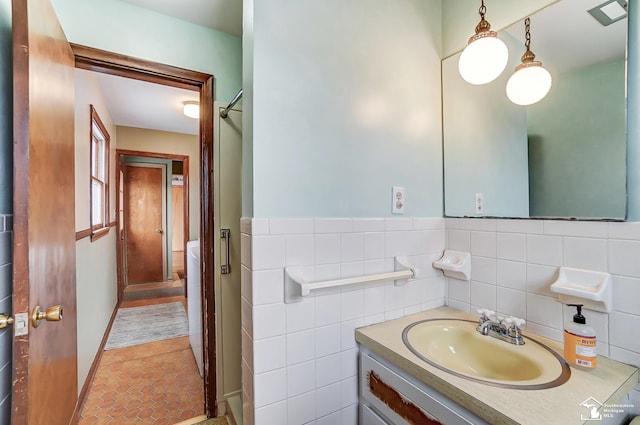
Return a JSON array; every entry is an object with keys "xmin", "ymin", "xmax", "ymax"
[{"xmin": 628, "ymin": 0, "xmax": 640, "ymax": 221}]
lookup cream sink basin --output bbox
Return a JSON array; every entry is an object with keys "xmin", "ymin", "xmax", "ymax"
[{"xmin": 402, "ymin": 319, "xmax": 571, "ymax": 389}]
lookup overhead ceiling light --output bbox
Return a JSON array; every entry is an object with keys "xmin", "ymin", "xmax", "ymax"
[
  {"xmin": 588, "ymin": 0, "xmax": 628, "ymax": 26},
  {"xmin": 506, "ymin": 17, "xmax": 552, "ymax": 106},
  {"xmin": 183, "ymin": 101, "xmax": 199, "ymax": 119},
  {"xmin": 458, "ymin": 0, "xmax": 509, "ymax": 85}
]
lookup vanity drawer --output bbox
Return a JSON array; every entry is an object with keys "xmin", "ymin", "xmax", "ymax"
[
  {"xmin": 359, "ymin": 350, "xmax": 488, "ymax": 425},
  {"xmin": 361, "ymin": 403, "xmax": 390, "ymax": 425}
]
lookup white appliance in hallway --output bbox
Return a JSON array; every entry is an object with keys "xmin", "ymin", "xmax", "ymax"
[{"xmin": 187, "ymin": 239, "xmax": 203, "ymax": 376}]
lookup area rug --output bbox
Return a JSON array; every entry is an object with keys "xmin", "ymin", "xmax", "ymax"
[{"xmin": 105, "ymin": 302, "xmax": 188, "ymax": 350}]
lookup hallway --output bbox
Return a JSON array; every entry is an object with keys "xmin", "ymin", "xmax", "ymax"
[{"xmin": 78, "ymin": 295, "xmax": 204, "ymax": 424}]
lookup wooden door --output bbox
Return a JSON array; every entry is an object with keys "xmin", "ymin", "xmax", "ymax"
[
  {"xmin": 12, "ymin": 0, "xmax": 78, "ymax": 424},
  {"xmin": 124, "ymin": 163, "xmax": 165, "ymax": 284}
]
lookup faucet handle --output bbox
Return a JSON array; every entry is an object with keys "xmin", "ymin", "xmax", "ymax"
[
  {"xmin": 477, "ymin": 308, "xmax": 491, "ymax": 318},
  {"xmin": 505, "ymin": 317, "xmax": 526, "ymax": 345},
  {"xmin": 507, "ymin": 316, "xmax": 525, "ymax": 327}
]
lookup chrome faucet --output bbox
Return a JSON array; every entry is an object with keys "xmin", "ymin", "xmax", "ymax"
[
  {"xmin": 476, "ymin": 309, "xmax": 525, "ymax": 345},
  {"xmin": 477, "ymin": 310, "xmax": 493, "ymax": 335}
]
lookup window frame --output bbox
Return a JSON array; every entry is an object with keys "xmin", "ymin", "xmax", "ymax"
[{"xmin": 89, "ymin": 105, "xmax": 111, "ymax": 242}]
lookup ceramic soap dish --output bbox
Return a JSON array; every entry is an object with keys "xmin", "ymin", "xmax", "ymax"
[
  {"xmin": 433, "ymin": 250, "xmax": 471, "ymax": 281},
  {"xmin": 550, "ymin": 267, "xmax": 612, "ymax": 313}
]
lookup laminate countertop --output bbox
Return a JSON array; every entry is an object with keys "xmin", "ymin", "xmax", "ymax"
[{"xmin": 355, "ymin": 306, "xmax": 638, "ymax": 425}]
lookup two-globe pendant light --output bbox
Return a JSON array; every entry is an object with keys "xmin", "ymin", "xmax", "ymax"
[
  {"xmin": 459, "ymin": 2, "xmax": 551, "ymax": 106},
  {"xmin": 458, "ymin": 0, "xmax": 509, "ymax": 85},
  {"xmin": 506, "ymin": 17, "xmax": 553, "ymax": 106}
]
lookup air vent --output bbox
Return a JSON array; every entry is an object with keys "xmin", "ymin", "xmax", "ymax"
[{"xmin": 588, "ymin": 0, "xmax": 628, "ymax": 26}]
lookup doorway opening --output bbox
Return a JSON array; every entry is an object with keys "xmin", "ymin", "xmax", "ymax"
[
  {"xmin": 117, "ymin": 151, "xmax": 190, "ymax": 302},
  {"xmin": 71, "ymin": 44, "xmax": 219, "ymax": 419}
]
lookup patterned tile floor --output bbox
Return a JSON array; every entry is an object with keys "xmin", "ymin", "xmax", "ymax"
[{"xmin": 79, "ymin": 296, "xmax": 204, "ymax": 425}]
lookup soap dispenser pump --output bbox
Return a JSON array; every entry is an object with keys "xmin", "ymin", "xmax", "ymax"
[{"xmin": 564, "ymin": 304, "xmax": 597, "ymax": 369}]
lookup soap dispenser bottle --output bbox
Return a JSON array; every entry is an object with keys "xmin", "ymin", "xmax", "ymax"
[{"xmin": 564, "ymin": 304, "xmax": 597, "ymax": 369}]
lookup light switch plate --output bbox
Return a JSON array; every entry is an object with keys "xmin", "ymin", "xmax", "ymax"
[{"xmin": 475, "ymin": 193, "xmax": 483, "ymax": 214}]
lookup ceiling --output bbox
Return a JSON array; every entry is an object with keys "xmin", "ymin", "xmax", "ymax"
[
  {"xmin": 119, "ymin": 0, "xmax": 242, "ymax": 37},
  {"xmin": 83, "ymin": 69, "xmax": 200, "ymax": 136},
  {"xmin": 503, "ymin": 0, "xmax": 627, "ymax": 75},
  {"xmin": 78, "ymin": 0, "xmax": 243, "ymax": 137}
]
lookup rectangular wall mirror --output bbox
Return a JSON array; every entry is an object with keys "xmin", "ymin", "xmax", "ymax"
[{"xmin": 442, "ymin": 0, "xmax": 629, "ymax": 220}]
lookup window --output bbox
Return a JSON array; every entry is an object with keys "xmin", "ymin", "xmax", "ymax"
[{"xmin": 90, "ymin": 105, "xmax": 110, "ymax": 241}]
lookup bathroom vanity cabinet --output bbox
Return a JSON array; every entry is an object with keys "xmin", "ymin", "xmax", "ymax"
[
  {"xmin": 359, "ymin": 348, "xmax": 488, "ymax": 425},
  {"xmin": 356, "ymin": 307, "xmax": 639, "ymax": 425}
]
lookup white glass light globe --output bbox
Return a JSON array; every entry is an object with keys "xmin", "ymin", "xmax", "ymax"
[
  {"xmin": 458, "ymin": 34, "xmax": 509, "ymax": 85},
  {"xmin": 506, "ymin": 64, "xmax": 552, "ymax": 106}
]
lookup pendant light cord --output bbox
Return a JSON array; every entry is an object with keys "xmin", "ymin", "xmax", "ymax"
[
  {"xmin": 475, "ymin": 0, "xmax": 492, "ymax": 34},
  {"xmin": 521, "ymin": 17, "xmax": 536, "ymax": 63},
  {"xmin": 524, "ymin": 17, "xmax": 531, "ymax": 51}
]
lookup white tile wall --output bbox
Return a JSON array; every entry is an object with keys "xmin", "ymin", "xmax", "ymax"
[
  {"xmin": 497, "ymin": 260, "xmax": 526, "ymax": 290},
  {"xmin": 242, "ymin": 216, "xmax": 640, "ymax": 425},
  {"xmin": 497, "ymin": 232, "xmax": 526, "ymax": 261},
  {"xmin": 445, "ymin": 218, "xmax": 640, "ymax": 374},
  {"xmin": 241, "ymin": 217, "xmax": 446, "ymax": 424}
]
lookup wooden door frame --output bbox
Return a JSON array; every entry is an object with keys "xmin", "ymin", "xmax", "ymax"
[
  {"xmin": 71, "ymin": 44, "xmax": 218, "ymax": 417},
  {"xmin": 116, "ymin": 150, "xmax": 190, "ymax": 293}
]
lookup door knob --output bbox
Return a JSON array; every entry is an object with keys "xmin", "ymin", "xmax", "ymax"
[
  {"xmin": 155, "ymin": 229, "xmax": 163, "ymax": 234},
  {"xmin": 31, "ymin": 305, "xmax": 63, "ymax": 328},
  {"xmin": 0, "ymin": 314, "xmax": 14, "ymax": 329}
]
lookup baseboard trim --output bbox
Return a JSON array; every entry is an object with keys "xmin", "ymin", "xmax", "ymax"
[
  {"xmin": 173, "ymin": 415, "xmax": 208, "ymax": 425},
  {"xmin": 214, "ymin": 400, "xmax": 239, "ymax": 425},
  {"xmin": 70, "ymin": 301, "xmax": 120, "ymax": 423},
  {"xmin": 225, "ymin": 395, "xmax": 242, "ymax": 425}
]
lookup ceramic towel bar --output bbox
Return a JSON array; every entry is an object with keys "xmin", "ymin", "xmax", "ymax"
[{"xmin": 284, "ymin": 256, "xmax": 418, "ymax": 303}]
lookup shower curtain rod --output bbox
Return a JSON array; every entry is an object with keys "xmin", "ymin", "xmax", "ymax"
[{"xmin": 220, "ymin": 89, "xmax": 243, "ymax": 119}]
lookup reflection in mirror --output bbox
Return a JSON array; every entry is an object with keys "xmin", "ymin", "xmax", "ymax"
[{"xmin": 443, "ymin": 0, "xmax": 628, "ymax": 219}]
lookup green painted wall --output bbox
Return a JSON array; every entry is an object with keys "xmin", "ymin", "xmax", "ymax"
[
  {"xmin": 442, "ymin": 30, "xmax": 529, "ymax": 218},
  {"xmin": 51, "ymin": 0, "xmax": 242, "ymax": 102},
  {"xmin": 245, "ymin": 0, "xmax": 444, "ymax": 218},
  {"xmin": 0, "ymin": 0, "xmax": 11, "ymax": 214},
  {"xmin": 528, "ymin": 58, "xmax": 626, "ymax": 218},
  {"xmin": 0, "ymin": 1, "xmax": 11, "ymax": 422}
]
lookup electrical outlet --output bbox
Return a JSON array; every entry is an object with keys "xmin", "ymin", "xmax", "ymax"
[
  {"xmin": 475, "ymin": 193, "xmax": 483, "ymax": 214},
  {"xmin": 392, "ymin": 187, "xmax": 405, "ymax": 214}
]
